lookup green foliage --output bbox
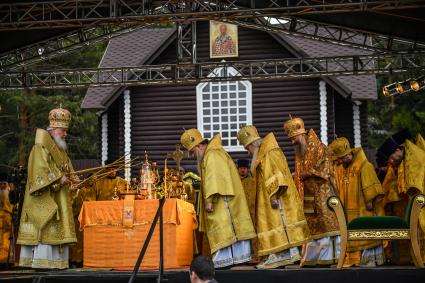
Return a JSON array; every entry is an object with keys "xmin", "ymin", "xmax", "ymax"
[
  {"xmin": 0, "ymin": 42, "xmax": 106, "ymax": 168},
  {"xmin": 368, "ymin": 74, "xmax": 425, "ymax": 149}
]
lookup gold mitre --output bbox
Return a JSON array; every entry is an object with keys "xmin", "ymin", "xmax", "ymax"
[
  {"xmin": 328, "ymin": 137, "xmax": 352, "ymax": 160},
  {"xmin": 180, "ymin": 128, "xmax": 204, "ymax": 151},
  {"xmin": 283, "ymin": 115, "xmax": 306, "ymax": 138},
  {"xmin": 237, "ymin": 125, "xmax": 261, "ymax": 147},
  {"xmin": 48, "ymin": 107, "xmax": 71, "ymax": 129}
]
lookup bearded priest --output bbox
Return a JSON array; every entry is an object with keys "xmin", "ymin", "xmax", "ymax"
[
  {"xmin": 237, "ymin": 125, "xmax": 311, "ymax": 269},
  {"xmin": 17, "ymin": 107, "xmax": 77, "ymax": 269},
  {"xmin": 180, "ymin": 129, "xmax": 256, "ymax": 268}
]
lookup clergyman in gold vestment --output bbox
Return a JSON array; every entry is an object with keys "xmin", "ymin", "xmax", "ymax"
[
  {"xmin": 237, "ymin": 126, "xmax": 311, "ymax": 269},
  {"xmin": 180, "ymin": 129, "xmax": 256, "ymax": 268},
  {"xmin": 237, "ymin": 159, "xmax": 258, "ymax": 262},
  {"xmin": 379, "ymin": 130, "xmax": 425, "ymax": 264},
  {"xmin": 329, "ymin": 137, "xmax": 385, "ymax": 267},
  {"xmin": 283, "ymin": 117, "xmax": 340, "ymax": 267},
  {"xmin": 69, "ymin": 163, "xmax": 129, "ymax": 264},
  {"xmin": 17, "ymin": 108, "xmax": 77, "ymax": 269},
  {"xmin": 0, "ymin": 175, "xmax": 13, "ymax": 266},
  {"xmin": 83, "ymin": 163, "xmax": 129, "ymax": 201}
]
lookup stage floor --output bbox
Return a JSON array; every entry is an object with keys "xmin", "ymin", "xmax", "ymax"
[{"xmin": 1, "ymin": 266, "xmax": 424, "ymax": 283}]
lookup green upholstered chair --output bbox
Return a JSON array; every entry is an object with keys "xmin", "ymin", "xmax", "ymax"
[{"xmin": 327, "ymin": 193, "xmax": 425, "ymax": 268}]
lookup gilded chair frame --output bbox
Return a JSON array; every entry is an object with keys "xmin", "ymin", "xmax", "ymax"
[{"xmin": 327, "ymin": 194, "xmax": 425, "ymax": 268}]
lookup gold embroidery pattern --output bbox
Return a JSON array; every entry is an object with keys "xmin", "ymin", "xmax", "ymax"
[
  {"xmin": 348, "ymin": 230, "xmax": 409, "ymax": 240},
  {"xmin": 295, "ymin": 129, "xmax": 339, "ymax": 237},
  {"xmin": 47, "ymin": 172, "xmax": 56, "ymax": 181},
  {"xmin": 36, "ymin": 176, "xmax": 44, "ymax": 186}
]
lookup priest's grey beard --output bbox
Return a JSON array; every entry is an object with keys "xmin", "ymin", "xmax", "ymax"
[
  {"xmin": 294, "ymin": 141, "xmax": 307, "ymax": 159},
  {"xmin": 195, "ymin": 151, "xmax": 203, "ymax": 175},
  {"xmin": 250, "ymin": 145, "xmax": 260, "ymax": 173},
  {"xmin": 53, "ymin": 135, "xmax": 67, "ymax": 151}
]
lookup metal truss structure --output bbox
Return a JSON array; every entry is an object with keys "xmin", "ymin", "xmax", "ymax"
[
  {"xmin": 1, "ymin": 52, "xmax": 424, "ymax": 90},
  {"xmin": 177, "ymin": 22, "xmax": 197, "ymax": 63},
  {"xmin": 0, "ymin": 0, "xmax": 423, "ymax": 30},
  {"xmin": 0, "ymin": 22, "xmax": 145, "ymax": 71},
  {"xmin": 234, "ymin": 17, "xmax": 425, "ymax": 53},
  {"xmin": 1, "ymin": 1, "xmax": 425, "ymax": 72}
]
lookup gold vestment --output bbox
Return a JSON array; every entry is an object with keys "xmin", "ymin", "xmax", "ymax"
[
  {"xmin": 0, "ymin": 190, "xmax": 13, "ymax": 263},
  {"xmin": 294, "ymin": 129, "xmax": 339, "ymax": 239},
  {"xmin": 84, "ymin": 177, "xmax": 129, "ymax": 201},
  {"xmin": 69, "ymin": 176, "xmax": 128, "ymax": 263},
  {"xmin": 383, "ymin": 139, "xmax": 425, "ymax": 263},
  {"xmin": 252, "ymin": 133, "xmax": 310, "ymax": 256},
  {"xmin": 17, "ymin": 129, "xmax": 77, "ymax": 246},
  {"xmin": 241, "ymin": 174, "xmax": 258, "ymax": 260},
  {"xmin": 200, "ymin": 135, "xmax": 256, "ymax": 254},
  {"xmin": 335, "ymin": 147, "xmax": 385, "ymax": 255},
  {"xmin": 241, "ymin": 175, "xmax": 256, "ymax": 224}
]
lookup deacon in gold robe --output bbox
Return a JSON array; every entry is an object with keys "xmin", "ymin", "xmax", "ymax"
[
  {"xmin": 379, "ymin": 130, "xmax": 425, "ymax": 264},
  {"xmin": 329, "ymin": 137, "xmax": 385, "ymax": 267},
  {"xmin": 69, "ymin": 164, "xmax": 129, "ymax": 265},
  {"xmin": 180, "ymin": 129, "xmax": 256, "ymax": 268},
  {"xmin": 68, "ymin": 175, "xmax": 96, "ymax": 266},
  {"xmin": 237, "ymin": 159, "xmax": 256, "ymax": 224},
  {"xmin": 283, "ymin": 117, "xmax": 340, "ymax": 267},
  {"xmin": 237, "ymin": 159, "xmax": 258, "ymax": 262},
  {"xmin": 17, "ymin": 107, "xmax": 77, "ymax": 269},
  {"xmin": 237, "ymin": 126, "xmax": 311, "ymax": 269},
  {"xmin": 0, "ymin": 175, "xmax": 13, "ymax": 267},
  {"xmin": 84, "ymin": 163, "xmax": 129, "ymax": 201}
]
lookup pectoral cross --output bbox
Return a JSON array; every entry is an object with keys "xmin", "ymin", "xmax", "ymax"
[{"xmin": 167, "ymin": 144, "xmax": 189, "ymax": 171}]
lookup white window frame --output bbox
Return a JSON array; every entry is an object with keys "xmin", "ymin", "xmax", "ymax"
[{"xmin": 196, "ymin": 66, "xmax": 252, "ymax": 152}]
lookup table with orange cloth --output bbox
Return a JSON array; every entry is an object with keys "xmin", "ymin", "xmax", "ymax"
[{"xmin": 79, "ymin": 198, "xmax": 197, "ymax": 270}]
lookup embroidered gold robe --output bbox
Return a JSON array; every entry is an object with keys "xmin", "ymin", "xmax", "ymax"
[
  {"xmin": 383, "ymin": 139, "xmax": 425, "ymax": 263},
  {"xmin": 252, "ymin": 133, "xmax": 310, "ymax": 257},
  {"xmin": 69, "ymin": 183, "xmax": 94, "ymax": 264},
  {"xmin": 414, "ymin": 134, "xmax": 425, "ymax": 239},
  {"xmin": 335, "ymin": 147, "xmax": 384, "ymax": 254},
  {"xmin": 17, "ymin": 129, "xmax": 77, "ymax": 246},
  {"xmin": 294, "ymin": 129, "xmax": 339, "ymax": 239},
  {"xmin": 241, "ymin": 174, "xmax": 258, "ymax": 260},
  {"xmin": 0, "ymin": 189, "xmax": 13, "ymax": 263},
  {"xmin": 199, "ymin": 135, "xmax": 256, "ymax": 254},
  {"xmin": 241, "ymin": 175, "xmax": 256, "ymax": 224},
  {"xmin": 84, "ymin": 177, "xmax": 129, "ymax": 201},
  {"xmin": 69, "ymin": 176, "xmax": 128, "ymax": 262}
]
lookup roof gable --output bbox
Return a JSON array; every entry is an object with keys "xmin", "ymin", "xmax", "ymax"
[
  {"xmin": 81, "ymin": 27, "xmax": 175, "ymax": 110},
  {"xmin": 280, "ymin": 34, "xmax": 377, "ymax": 100},
  {"xmin": 82, "ymin": 25, "xmax": 377, "ymax": 110}
]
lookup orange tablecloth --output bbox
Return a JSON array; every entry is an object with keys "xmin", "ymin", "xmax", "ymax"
[{"xmin": 79, "ymin": 198, "xmax": 197, "ymax": 270}]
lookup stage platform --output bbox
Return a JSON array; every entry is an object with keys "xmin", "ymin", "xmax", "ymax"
[{"xmin": 1, "ymin": 266, "xmax": 424, "ymax": 283}]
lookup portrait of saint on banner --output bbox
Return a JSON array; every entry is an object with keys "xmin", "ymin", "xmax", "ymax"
[{"xmin": 210, "ymin": 21, "xmax": 238, "ymax": 58}]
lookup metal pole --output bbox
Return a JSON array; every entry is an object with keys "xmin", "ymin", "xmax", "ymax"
[
  {"xmin": 157, "ymin": 202, "xmax": 164, "ymax": 283},
  {"xmin": 128, "ymin": 197, "xmax": 166, "ymax": 283}
]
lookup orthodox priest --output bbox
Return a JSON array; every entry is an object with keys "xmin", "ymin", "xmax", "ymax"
[
  {"xmin": 17, "ymin": 107, "xmax": 77, "ymax": 269},
  {"xmin": 237, "ymin": 159, "xmax": 258, "ymax": 263},
  {"xmin": 378, "ymin": 130, "xmax": 425, "ymax": 264},
  {"xmin": 0, "ymin": 174, "xmax": 13, "ymax": 267},
  {"xmin": 180, "ymin": 129, "xmax": 256, "ymax": 268},
  {"xmin": 329, "ymin": 137, "xmax": 385, "ymax": 267},
  {"xmin": 237, "ymin": 125, "xmax": 311, "ymax": 269},
  {"xmin": 237, "ymin": 159, "xmax": 256, "ymax": 224},
  {"xmin": 84, "ymin": 162, "xmax": 129, "ymax": 201},
  {"xmin": 283, "ymin": 116, "xmax": 339, "ymax": 266}
]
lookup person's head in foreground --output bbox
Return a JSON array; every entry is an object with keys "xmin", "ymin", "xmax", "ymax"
[{"xmin": 189, "ymin": 256, "xmax": 217, "ymax": 283}]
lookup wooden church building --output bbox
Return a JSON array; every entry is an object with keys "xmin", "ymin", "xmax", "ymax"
[{"xmin": 81, "ymin": 22, "xmax": 377, "ymax": 178}]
